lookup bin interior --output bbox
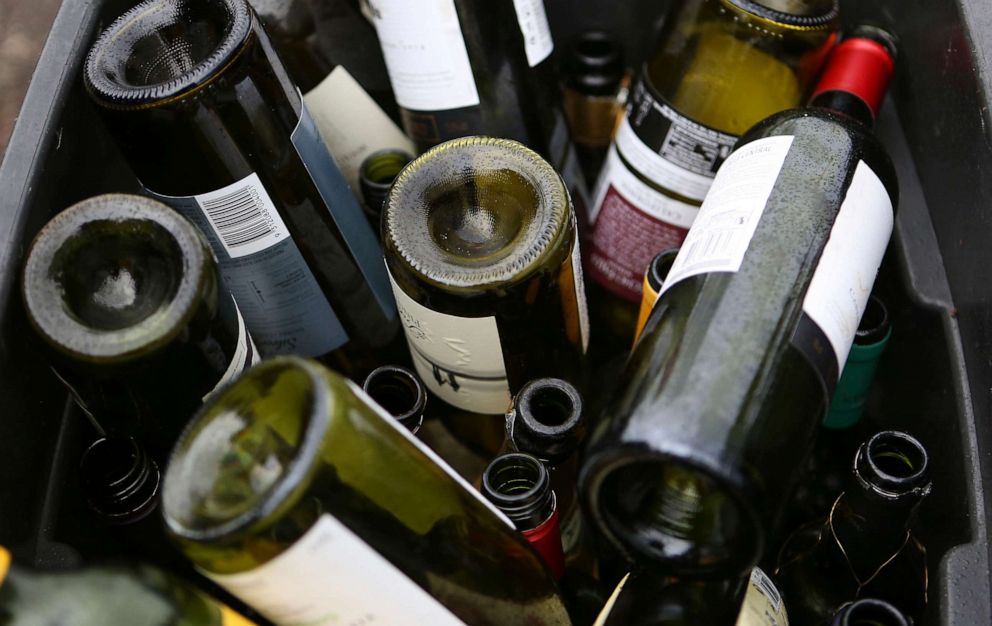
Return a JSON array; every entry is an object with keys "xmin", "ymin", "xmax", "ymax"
[{"xmin": 1, "ymin": 1, "xmax": 990, "ymax": 624}]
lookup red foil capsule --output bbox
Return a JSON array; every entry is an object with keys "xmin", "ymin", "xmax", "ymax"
[{"xmin": 522, "ymin": 502, "xmax": 566, "ymax": 580}]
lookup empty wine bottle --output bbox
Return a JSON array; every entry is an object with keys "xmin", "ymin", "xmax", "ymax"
[
  {"xmin": 586, "ymin": 0, "xmax": 839, "ymax": 348},
  {"xmin": 580, "ymin": 29, "xmax": 897, "ymax": 577},
  {"xmin": 359, "ymin": 149, "xmax": 413, "ymax": 224},
  {"xmin": 250, "ymin": 0, "xmax": 414, "ymax": 192},
  {"xmin": 84, "ymin": 0, "xmax": 399, "ymax": 377},
  {"xmin": 482, "ymin": 453, "xmax": 566, "ymax": 580},
  {"xmin": 162, "ymin": 357, "xmax": 571, "ymax": 626},
  {"xmin": 824, "ymin": 295, "xmax": 892, "ymax": 429},
  {"xmin": 775, "ymin": 431, "xmax": 930, "ymax": 624},
  {"xmin": 21, "ymin": 195, "xmax": 259, "ymax": 453},
  {"xmin": 831, "ymin": 598, "xmax": 909, "ymax": 626},
  {"xmin": 81, "ymin": 437, "xmax": 160, "ymax": 527},
  {"xmin": 382, "ymin": 137, "xmax": 588, "ymax": 451},
  {"xmin": 593, "ymin": 567, "xmax": 787, "ymax": 626},
  {"xmin": 0, "ymin": 547, "xmax": 257, "ymax": 625},
  {"xmin": 363, "ymin": 364, "xmax": 427, "ymax": 434},
  {"xmin": 562, "ymin": 31, "xmax": 627, "ymax": 183},
  {"xmin": 633, "ymin": 248, "xmax": 679, "ymax": 345}
]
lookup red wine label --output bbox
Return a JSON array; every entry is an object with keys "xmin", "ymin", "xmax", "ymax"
[
  {"xmin": 588, "ymin": 146, "xmax": 697, "ymax": 302},
  {"xmin": 204, "ymin": 515, "xmax": 467, "ymax": 626},
  {"xmin": 617, "ymin": 78, "xmax": 737, "ymax": 202},
  {"xmin": 521, "ymin": 507, "xmax": 566, "ymax": 580}
]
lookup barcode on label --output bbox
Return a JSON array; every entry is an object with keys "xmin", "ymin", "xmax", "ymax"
[
  {"xmin": 750, "ymin": 568, "xmax": 782, "ymax": 612},
  {"xmin": 195, "ymin": 173, "xmax": 291, "ymax": 258}
]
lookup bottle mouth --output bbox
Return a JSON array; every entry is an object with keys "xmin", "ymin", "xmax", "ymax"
[
  {"xmin": 482, "ymin": 453, "xmax": 554, "ymax": 529},
  {"xmin": 383, "ymin": 137, "xmax": 570, "ymax": 290},
  {"xmin": 647, "ymin": 248, "xmax": 680, "ymax": 294},
  {"xmin": 854, "ymin": 430, "xmax": 931, "ymax": 498},
  {"xmin": 162, "ymin": 357, "xmax": 331, "ymax": 543},
  {"xmin": 363, "ymin": 365, "xmax": 427, "ymax": 431},
  {"xmin": 854, "ymin": 295, "xmax": 890, "ymax": 346},
  {"xmin": 567, "ymin": 31, "xmax": 624, "ymax": 95},
  {"xmin": 833, "ymin": 598, "xmax": 910, "ymax": 626},
  {"xmin": 583, "ymin": 449, "xmax": 763, "ymax": 576},
  {"xmin": 22, "ymin": 194, "xmax": 209, "ymax": 363},
  {"xmin": 512, "ymin": 378, "xmax": 583, "ymax": 462},
  {"xmin": 84, "ymin": 0, "xmax": 252, "ymax": 109},
  {"xmin": 81, "ymin": 437, "xmax": 161, "ymax": 523},
  {"xmin": 722, "ymin": 0, "xmax": 840, "ymax": 29}
]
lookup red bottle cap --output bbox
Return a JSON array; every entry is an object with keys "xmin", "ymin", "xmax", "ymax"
[
  {"xmin": 522, "ymin": 507, "xmax": 566, "ymax": 580},
  {"xmin": 812, "ymin": 36, "xmax": 895, "ymax": 119}
]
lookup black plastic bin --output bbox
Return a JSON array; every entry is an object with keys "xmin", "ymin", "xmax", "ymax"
[{"xmin": 1, "ymin": 0, "xmax": 991, "ymax": 623}]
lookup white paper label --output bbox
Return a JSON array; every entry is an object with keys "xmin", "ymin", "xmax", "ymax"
[
  {"xmin": 303, "ymin": 67, "xmax": 415, "ymax": 194},
  {"xmin": 388, "ymin": 272, "xmax": 511, "ymax": 414},
  {"xmin": 371, "ymin": 0, "xmax": 480, "ymax": 111},
  {"xmin": 205, "ymin": 515, "xmax": 467, "ymax": 626},
  {"xmin": 802, "ymin": 161, "xmax": 893, "ymax": 374},
  {"xmin": 204, "ymin": 301, "xmax": 261, "ymax": 400},
  {"xmin": 659, "ymin": 136, "xmax": 795, "ymax": 296},
  {"xmin": 571, "ymin": 238, "xmax": 590, "ymax": 354},
  {"xmin": 347, "ymin": 381, "xmax": 514, "ymax": 528},
  {"xmin": 193, "ymin": 173, "xmax": 291, "ymax": 259},
  {"xmin": 737, "ymin": 568, "xmax": 788, "ymax": 626},
  {"xmin": 513, "ymin": 0, "xmax": 554, "ymax": 67}
]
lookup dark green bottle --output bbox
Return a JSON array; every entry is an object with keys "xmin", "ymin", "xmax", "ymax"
[
  {"xmin": 359, "ymin": 148, "xmax": 413, "ymax": 224},
  {"xmin": 83, "ymin": 0, "xmax": 398, "ymax": 378},
  {"xmin": 363, "ymin": 364, "xmax": 427, "ymax": 434},
  {"xmin": 775, "ymin": 431, "xmax": 930, "ymax": 624},
  {"xmin": 382, "ymin": 137, "xmax": 589, "ymax": 453},
  {"xmin": 831, "ymin": 598, "xmax": 910, "ymax": 626},
  {"xmin": 580, "ymin": 31, "xmax": 898, "ymax": 577},
  {"xmin": 21, "ymin": 194, "xmax": 258, "ymax": 453},
  {"xmin": 162, "ymin": 357, "xmax": 572, "ymax": 625},
  {"xmin": 0, "ymin": 547, "xmax": 257, "ymax": 625}
]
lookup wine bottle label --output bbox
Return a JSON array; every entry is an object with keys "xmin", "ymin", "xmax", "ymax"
[
  {"xmin": 737, "ymin": 568, "xmax": 788, "ymax": 626},
  {"xmin": 387, "ymin": 272, "xmax": 512, "ymax": 415},
  {"xmin": 303, "ymin": 66, "xmax": 415, "ymax": 195},
  {"xmin": 348, "ymin": 380, "xmax": 515, "ymax": 528},
  {"xmin": 148, "ymin": 175, "xmax": 349, "ymax": 358},
  {"xmin": 204, "ymin": 301, "xmax": 261, "ymax": 401},
  {"xmin": 796, "ymin": 160, "xmax": 893, "ymax": 386},
  {"xmin": 291, "ymin": 103, "xmax": 397, "ymax": 323},
  {"xmin": 592, "ymin": 573, "xmax": 630, "ymax": 626},
  {"xmin": 587, "ymin": 145, "xmax": 699, "ymax": 302},
  {"xmin": 370, "ymin": 0, "xmax": 480, "ymax": 111},
  {"xmin": 616, "ymin": 78, "xmax": 737, "ymax": 202},
  {"xmin": 512, "ymin": 0, "xmax": 554, "ymax": 67},
  {"xmin": 571, "ymin": 236, "xmax": 591, "ymax": 353},
  {"xmin": 657, "ymin": 136, "xmax": 795, "ymax": 294},
  {"xmin": 204, "ymin": 515, "xmax": 467, "ymax": 626}
]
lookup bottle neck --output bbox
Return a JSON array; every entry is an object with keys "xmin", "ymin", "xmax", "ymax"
[
  {"xmin": 362, "ymin": 365, "xmax": 427, "ymax": 434},
  {"xmin": 810, "ymin": 33, "xmax": 896, "ymax": 128},
  {"xmin": 359, "ymin": 150, "xmax": 412, "ymax": 221},
  {"xmin": 81, "ymin": 437, "xmax": 161, "ymax": 524},
  {"xmin": 508, "ymin": 378, "xmax": 583, "ymax": 467},
  {"xmin": 831, "ymin": 598, "xmax": 910, "ymax": 626}
]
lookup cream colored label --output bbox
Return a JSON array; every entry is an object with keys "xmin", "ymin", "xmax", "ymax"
[
  {"xmin": 371, "ymin": 0, "xmax": 481, "ymax": 111},
  {"xmin": 738, "ymin": 568, "xmax": 788, "ymax": 626},
  {"xmin": 512, "ymin": 0, "xmax": 554, "ymax": 67},
  {"xmin": 205, "ymin": 515, "xmax": 467, "ymax": 626},
  {"xmin": 659, "ymin": 136, "xmax": 795, "ymax": 296},
  {"xmin": 388, "ymin": 271, "xmax": 511, "ymax": 414},
  {"xmin": 303, "ymin": 67, "xmax": 415, "ymax": 194}
]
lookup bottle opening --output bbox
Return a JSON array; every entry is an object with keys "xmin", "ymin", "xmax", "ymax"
[
  {"xmin": 85, "ymin": 0, "xmax": 251, "ymax": 107},
  {"xmin": 482, "ymin": 453, "xmax": 554, "ymax": 527},
  {"xmin": 863, "ymin": 431, "xmax": 928, "ymax": 488},
  {"xmin": 52, "ymin": 219, "xmax": 183, "ymax": 331},
  {"xmin": 81, "ymin": 437, "xmax": 160, "ymax": 522},
  {"xmin": 163, "ymin": 358, "xmax": 326, "ymax": 539},
  {"xmin": 723, "ymin": 0, "xmax": 839, "ymax": 28},
  {"xmin": 518, "ymin": 379, "xmax": 582, "ymax": 433},
  {"xmin": 855, "ymin": 295, "xmax": 890, "ymax": 346},
  {"xmin": 363, "ymin": 366, "xmax": 425, "ymax": 422},
  {"xmin": 835, "ymin": 598, "xmax": 910, "ymax": 626},
  {"xmin": 361, "ymin": 150, "xmax": 413, "ymax": 187},
  {"xmin": 596, "ymin": 458, "xmax": 760, "ymax": 574},
  {"xmin": 384, "ymin": 137, "xmax": 569, "ymax": 288}
]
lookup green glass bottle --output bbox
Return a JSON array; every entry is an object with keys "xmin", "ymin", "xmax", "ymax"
[
  {"xmin": 162, "ymin": 357, "xmax": 571, "ymax": 626},
  {"xmin": 382, "ymin": 137, "xmax": 589, "ymax": 453},
  {"xmin": 586, "ymin": 0, "xmax": 839, "ymax": 351},
  {"xmin": 359, "ymin": 148, "xmax": 413, "ymax": 224},
  {"xmin": 362, "ymin": 364, "xmax": 427, "ymax": 434},
  {"xmin": 831, "ymin": 598, "xmax": 910, "ymax": 626},
  {"xmin": 775, "ymin": 431, "xmax": 930, "ymax": 624},
  {"xmin": 580, "ymin": 31, "xmax": 897, "ymax": 577},
  {"xmin": 84, "ymin": 0, "xmax": 399, "ymax": 377},
  {"xmin": 0, "ymin": 547, "xmax": 256, "ymax": 626},
  {"xmin": 21, "ymin": 194, "xmax": 258, "ymax": 454}
]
